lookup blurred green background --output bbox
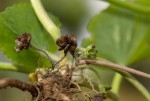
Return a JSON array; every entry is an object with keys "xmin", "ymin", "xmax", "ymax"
[{"xmin": 0, "ymin": 0, "xmax": 149, "ymax": 101}]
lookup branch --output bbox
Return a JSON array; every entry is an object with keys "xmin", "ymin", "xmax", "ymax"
[
  {"xmin": 78, "ymin": 59, "xmax": 150, "ymax": 79},
  {"xmin": 30, "ymin": 45, "xmax": 54, "ymax": 66},
  {"xmin": 0, "ymin": 78, "xmax": 38, "ymax": 97}
]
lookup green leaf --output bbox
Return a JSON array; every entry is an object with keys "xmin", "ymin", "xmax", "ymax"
[
  {"xmin": 105, "ymin": 0, "xmax": 150, "ymax": 15},
  {"xmin": 122, "ymin": 0, "xmax": 150, "ymax": 6},
  {"xmin": 0, "ymin": 3, "xmax": 59, "ymax": 72},
  {"xmin": 83, "ymin": 6, "xmax": 150, "ymax": 65},
  {"xmin": 82, "ymin": 5, "xmax": 150, "ymax": 100}
]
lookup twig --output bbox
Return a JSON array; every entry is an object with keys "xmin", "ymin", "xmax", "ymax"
[
  {"xmin": 53, "ymin": 54, "xmax": 67, "ymax": 67},
  {"xmin": 30, "ymin": 45, "xmax": 54, "ymax": 68},
  {"xmin": 0, "ymin": 78, "xmax": 38, "ymax": 97},
  {"xmin": 78, "ymin": 59, "xmax": 150, "ymax": 79}
]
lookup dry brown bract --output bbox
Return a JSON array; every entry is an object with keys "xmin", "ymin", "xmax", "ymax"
[
  {"xmin": 56, "ymin": 34, "xmax": 77, "ymax": 57},
  {"xmin": 54, "ymin": 35, "xmax": 77, "ymax": 67},
  {"xmin": 15, "ymin": 33, "xmax": 31, "ymax": 52}
]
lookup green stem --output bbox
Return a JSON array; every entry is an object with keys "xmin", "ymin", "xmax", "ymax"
[
  {"xmin": 30, "ymin": 0, "xmax": 61, "ymax": 41},
  {"xmin": 111, "ymin": 73, "xmax": 122, "ymax": 95},
  {"xmin": 107, "ymin": 91, "xmax": 119, "ymax": 101},
  {"xmin": 111, "ymin": 67, "xmax": 150, "ymax": 101},
  {"xmin": 45, "ymin": 51, "xmax": 59, "ymax": 62},
  {"xmin": 126, "ymin": 76, "xmax": 150, "ymax": 101},
  {"xmin": 104, "ymin": 0, "xmax": 150, "ymax": 14},
  {"xmin": 78, "ymin": 60, "xmax": 150, "ymax": 100},
  {"xmin": 0, "ymin": 62, "xmax": 18, "ymax": 71}
]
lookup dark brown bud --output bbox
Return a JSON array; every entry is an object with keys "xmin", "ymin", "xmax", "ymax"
[
  {"xmin": 56, "ymin": 34, "xmax": 77, "ymax": 57},
  {"xmin": 15, "ymin": 33, "xmax": 31, "ymax": 52},
  {"xmin": 56, "ymin": 35, "xmax": 70, "ymax": 51}
]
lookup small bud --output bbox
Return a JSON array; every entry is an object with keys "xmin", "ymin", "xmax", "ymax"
[
  {"xmin": 15, "ymin": 33, "xmax": 31, "ymax": 52},
  {"xmin": 56, "ymin": 34, "xmax": 77, "ymax": 57}
]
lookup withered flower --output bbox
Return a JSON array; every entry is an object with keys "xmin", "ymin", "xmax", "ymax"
[
  {"xmin": 56, "ymin": 34, "xmax": 77, "ymax": 57},
  {"xmin": 15, "ymin": 33, "xmax": 31, "ymax": 52}
]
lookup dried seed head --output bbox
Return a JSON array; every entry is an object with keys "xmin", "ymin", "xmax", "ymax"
[
  {"xmin": 15, "ymin": 33, "xmax": 31, "ymax": 52},
  {"xmin": 56, "ymin": 34, "xmax": 77, "ymax": 57},
  {"xmin": 68, "ymin": 35, "xmax": 77, "ymax": 57},
  {"xmin": 56, "ymin": 35, "xmax": 70, "ymax": 51}
]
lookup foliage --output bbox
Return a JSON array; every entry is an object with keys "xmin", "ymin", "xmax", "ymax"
[
  {"xmin": 0, "ymin": 0, "xmax": 150, "ymax": 100},
  {"xmin": 0, "ymin": 3, "xmax": 60, "ymax": 72},
  {"xmin": 83, "ymin": 0, "xmax": 150, "ymax": 100}
]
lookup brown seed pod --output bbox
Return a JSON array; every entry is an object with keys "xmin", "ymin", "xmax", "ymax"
[
  {"xmin": 15, "ymin": 33, "xmax": 31, "ymax": 52},
  {"xmin": 56, "ymin": 34, "xmax": 77, "ymax": 58},
  {"xmin": 56, "ymin": 35, "xmax": 70, "ymax": 51}
]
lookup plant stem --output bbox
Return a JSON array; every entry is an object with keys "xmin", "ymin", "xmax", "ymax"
[
  {"xmin": 30, "ymin": 45, "xmax": 54, "ymax": 66},
  {"xmin": 0, "ymin": 62, "xmax": 30, "ymax": 73},
  {"xmin": 104, "ymin": 0, "xmax": 150, "ymax": 14},
  {"xmin": 30, "ymin": 0, "xmax": 61, "ymax": 41},
  {"xmin": 78, "ymin": 59, "xmax": 150, "ymax": 78},
  {"xmin": 78, "ymin": 59, "xmax": 150, "ymax": 100},
  {"xmin": 0, "ymin": 62, "xmax": 18, "ymax": 71},
  {"xmin": 111, "ymin": 73, "xmax": 122, "ymax": 95},
  {"xmin": 127, "ymin": 77, "xmax": 150, "ymax": 101}
]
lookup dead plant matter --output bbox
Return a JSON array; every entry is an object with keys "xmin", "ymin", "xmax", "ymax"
[
  {"xmin": 0, "ymin": 33, "xmax": 109, "ymax": 101},
  {"xmin": 56, "ymin": 34, "xmax": 77, "ymax": 58},
  {"xmin": 0, "ymin": 64, "xmax": 106, "ymax": 101},
  {"xmin": 15, "ymin": 33, "xmax": 31, "ymax": 52}
]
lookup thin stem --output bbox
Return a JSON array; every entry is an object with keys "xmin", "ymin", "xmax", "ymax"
[
  {"xmin": 30, "ymin": 0, "xmax": 61, "ymax": 41},
  {"xmin": 78, "ymin": 59, "xmax": 150, "ymax": 79},
  {"xmin": 54, "ymin": 53, "xmax": 67, "ymax": 67},
  {"xmin": 104, "ymin": 0, "xmax": 150, "ymax": 14},
  {"xmin": 127, "ymin": 76, "xmax": 150, "ymax": 101},
  {"xmin": 30, "ymin": 45, "xmax": 54, "ymax": 66}
]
